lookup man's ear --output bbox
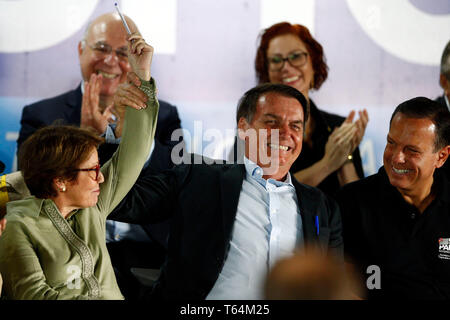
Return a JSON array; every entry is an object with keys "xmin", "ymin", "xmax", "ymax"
[
  {"xmin": 440, "ymin": 74, "xmax": 448, "ymax": 91},
  {"xmin": 436, "ymin": 145, "xmax": 450, "ymax": 169},
  {"xmin": 78, "ymin": 41, "xmax": 85, "ymax": 57},
  {"xmin": 237, "ymin": 117, "xmax": 250, "ymax": 140}
]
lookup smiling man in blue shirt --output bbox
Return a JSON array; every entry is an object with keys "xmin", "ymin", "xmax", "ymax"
[{"xmin": 109, "ymin": 83, "xmax": 343, "ymax": 300}]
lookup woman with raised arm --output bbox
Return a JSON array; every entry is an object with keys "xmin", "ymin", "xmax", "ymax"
[{"xmin": 0, "ymin": 32, "xmax": 158, "ymax": 300}]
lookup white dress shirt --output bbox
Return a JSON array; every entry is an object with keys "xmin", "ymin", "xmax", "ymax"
[{"xmin": 206, "ymin": 157, "xmax": 303, "ymax": 300}]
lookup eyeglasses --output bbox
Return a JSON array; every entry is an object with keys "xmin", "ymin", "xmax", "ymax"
[
  {"xmin": 268, "ymin": 51, "xmax": 308, "ymax": 71},
  {"xmin": 86, "ymin": 42, "xmax": 129, "ymax": 61},
  {"xmin": 74, "ymin": 164, "xmax": 101, "ymax": 181}
]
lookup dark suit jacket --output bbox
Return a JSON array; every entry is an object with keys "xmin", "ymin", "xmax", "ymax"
[
  {"xmin": 18, "ymin": 85, "xmax": 182, "ymax": 166},
  {"xmin": 109, "ymin": 155, "xmax": 344, "ymax": 300},
  {"xmin": 17, "ymin": 84, "xmax": 183, "ymax": 246},
  {"xmin": 434, "ymin": 95, "xmax": 450, "ymax": 177},
  {"xmin": 435, "ymin": 95, "xmax": 448, "ymax": 110},
  {"xmin": 18, "ymin": 86, "xmax": 83, "ymax": 152}
]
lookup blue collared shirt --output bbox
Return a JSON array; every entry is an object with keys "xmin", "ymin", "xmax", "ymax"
[{"xmin": 206, "ymin": 157, "xmax": 303, "ymax": 300}]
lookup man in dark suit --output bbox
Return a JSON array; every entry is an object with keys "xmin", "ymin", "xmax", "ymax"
[
  {"xmin": 16, "ymin": 12, "xmax": 182, "ymax": 300},
  {"xmin": 436, "ymin": 40, "xmax": 450, "ymax": 111},
  {"xmin": 110, "ymin": 83, "xmax": 343, "ymax": 300}
]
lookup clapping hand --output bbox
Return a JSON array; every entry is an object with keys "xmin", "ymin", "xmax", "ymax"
[
  {"xmin": 80, "ymin": 73, "xmax": 115, "ymax": 135},
  {"xmin": 113, "ymin": 72, "xmax": 148, "ymax": 137},
  {"xmin": 343, "ymin": 109, "xmax": 369, "ymax": 153},
  {"xmin": 323, "ymin": 122, "xmax": 356, "ymax": 173}
]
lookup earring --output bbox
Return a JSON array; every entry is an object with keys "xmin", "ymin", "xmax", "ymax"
[{"xmin": 60, "ymin": 186, "xmax": 66, "ymax": 192}]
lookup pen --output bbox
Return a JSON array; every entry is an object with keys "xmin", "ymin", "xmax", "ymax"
[
  {"xmin": 315, "ymin": 215, "xmax": 319, "ymax": 236},
  {"xmin": 114, "ymin": 3, "xmax": 132, "ymax": 35}
]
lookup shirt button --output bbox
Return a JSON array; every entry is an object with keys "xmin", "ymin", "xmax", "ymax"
[
  {"xmin": 410, "ymin": 213, "xmax": 416, "ymax": 219},
  {"xmin": 271, "ymin": 208, "xmax": 277, "ymax": 214}
]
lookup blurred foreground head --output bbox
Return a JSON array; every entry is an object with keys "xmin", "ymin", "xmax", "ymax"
[{"xmin": 264, "ymin": 247, "xmax": 364, "ymax": 300}]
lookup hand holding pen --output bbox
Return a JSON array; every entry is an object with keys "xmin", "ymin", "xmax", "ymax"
[
  {"xmin": 115, "ymin": 3, "xmax": 153, "ymax": 81},
  {"xmin": 127, "ymin": 33, "xmax": 153, "ymax": 82}
]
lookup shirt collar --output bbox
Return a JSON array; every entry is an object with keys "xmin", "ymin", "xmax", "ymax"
[
  {"xmin": 379, "ymin": 166, "xmax": 450, "ymax": 205},
  {"xmin": 444, "ymin": 94, "xmax": 450, "ymax": 112},
  {"xmin": 243, "ymin": 156, "xmax": 294, "ymax": 188}
]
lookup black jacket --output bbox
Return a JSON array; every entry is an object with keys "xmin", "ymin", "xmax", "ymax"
[
  {"xmin": 17, "ymin": 85, "xmax": 182, "ymax": 170},
  {"xmin": 337, "ymin": 167, "xmax": 450, "ymax": 299},
  {"xmin": 109, "ymin": 155, "xmax": 344, "ymax": 299}
]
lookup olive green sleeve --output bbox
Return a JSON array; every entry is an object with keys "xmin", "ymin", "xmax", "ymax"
[{"xmin": 97, "ymin": 78, "xmax": 159, "ymax": 217}]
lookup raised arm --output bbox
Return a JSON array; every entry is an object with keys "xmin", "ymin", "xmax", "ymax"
[{"xmin": 97, "ymin": 33, "xmax": 158, "ymax": 215}]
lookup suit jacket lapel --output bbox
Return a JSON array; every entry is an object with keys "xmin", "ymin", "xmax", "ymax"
[
  {"xmin": 220, "ymin": 164, "xmax": 245, "ymax": 241},
  {"xmin": 293, "ymin": 179, "xmax": 318, "ymax": 246},
  {"xmin": 64, "ymin": 84, "xmax": 83, "ymax": 126}
]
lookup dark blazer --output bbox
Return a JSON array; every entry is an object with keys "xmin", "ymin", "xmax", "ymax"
[
  {"xmin": 435, "ymin": 95, "xmax": 448, "ymax": 110},
  {"xmin": 17, "ymin": 85, "xmax": 182, "ymax": 172},
  {"xmin": 17, "ymin": 84, "xmax": 183, "ymax": 246},
  {"xmin": 433, "ymin": 96, "xmax": 449, "ymax": 177},
  {"xmin": 109, "ymin": 155, "xmax": 344, "ymax": 300},
  {"xmin": 18, "ymin": 86, "xmax": 83, "ymax": 152}
]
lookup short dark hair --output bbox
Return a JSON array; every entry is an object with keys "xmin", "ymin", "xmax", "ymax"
[
  {"xmin": 441, "ymin": 40, "xmax": 450, "ymax": 80},
  {"xmin": 255, "ymin": 22, "xmax": 328, "ymax": 90},
  {"xmin": 390, "ymin": 97, "xmax": 450, "ymax": 151},
  {"xmin": 236, "ymin": 83, "xmax": 309, "ymax": 124},
  {"xmin": 19, "ymin": 125, "xmax": 103, "ymax": 199}
]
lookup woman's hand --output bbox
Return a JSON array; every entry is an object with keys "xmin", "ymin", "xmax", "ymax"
[
  {"xmin": 352, "ymin": 109, "xmax": 369, "ymax": 152},
  {"xmin": 343, "ymin": 109, "xmax": 369, "ymax": 153},
  {"xmin": 322, "ymin": 122, "xmax": 356, "ymax": 173},
  {"xmin": 113, "ymin": 72, "xmax": 148, "ymax": 137},
  {"xmin": 127, "ymin": 33, "xmax": 153, "ymax": 81}
]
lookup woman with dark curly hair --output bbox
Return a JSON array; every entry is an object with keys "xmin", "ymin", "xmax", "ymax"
[
  {"xmin": 255, "ymin": 22, "xmax": 368, "ymax": 195},
  {"xmin": 0, "ymin": 32, "xmax": 157, "ymax": 300}
]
